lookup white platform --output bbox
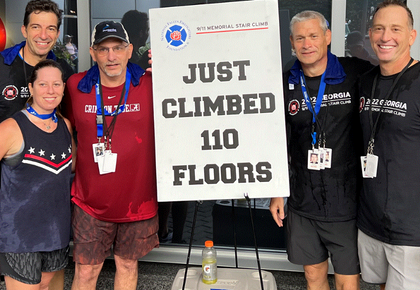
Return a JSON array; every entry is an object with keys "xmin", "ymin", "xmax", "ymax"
[{"xmin": 171, "ymin": 267, "xmax": 277, "ymax": 290}]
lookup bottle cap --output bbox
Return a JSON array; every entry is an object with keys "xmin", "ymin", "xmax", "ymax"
[{"xmin": 205, "ymin": 240, "xmax": 213, "ymax": 247}]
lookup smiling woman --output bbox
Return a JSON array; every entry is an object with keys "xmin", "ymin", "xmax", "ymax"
[
  {"xmin": 0, "ymin": 59, "xmax": 76, "ymax": 290},
  {"xmin": 27, "ymin": 60, "xmax": 65, "ymax": 126}
]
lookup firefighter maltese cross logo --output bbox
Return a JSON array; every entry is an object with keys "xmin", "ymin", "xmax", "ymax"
[
  {"xmin": 165, "ymin": 25, "xmax": 187, "ymax": 47},
  {"xmin": 2, "ymin": 85, "xmax": 18, "ymax": 101},
  {"xmin": 162, "ymin": 21, "xmax": 190, "ymax": 50}
]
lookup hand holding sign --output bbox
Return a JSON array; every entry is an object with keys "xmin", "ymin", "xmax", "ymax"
[{"xmin": 150, "ymin": 0, "xmax": 289, "ymax": 202}]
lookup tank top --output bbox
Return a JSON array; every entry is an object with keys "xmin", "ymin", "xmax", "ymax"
[{"xmin": 0, "ymin": 111, "xmax": 72, "ymax": 252}]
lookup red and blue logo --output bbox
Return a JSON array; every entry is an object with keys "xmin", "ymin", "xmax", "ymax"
[
  {"xmin": 162, "ymin": 21, "xmax": 190, "ymax": 50},
  {"xmin": 165, "ymin": 25, "xmax": 187, "ymax": 47}
]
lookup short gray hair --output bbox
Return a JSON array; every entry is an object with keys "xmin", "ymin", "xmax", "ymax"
[{"xmin": 290, "ymin": 10, "xmax": 329, "ymax": 36}]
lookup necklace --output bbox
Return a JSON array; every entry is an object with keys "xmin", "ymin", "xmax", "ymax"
[
  {"xmin": 26, "ymin": 105, "xmax": 58, "ymax": 131},
  {"xmin": 43, "ymin": 119, "xmax": 52, "ymax": 130}
]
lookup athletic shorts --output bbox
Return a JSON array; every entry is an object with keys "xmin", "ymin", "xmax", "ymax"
[
  {"xmin": 286, "ymin": 210, "xmax": 359, "ymax": 275},
  {"xmin": 72, "ymin": 204, "xmax": 159, "ymax": 265},
  {"xmin": 0, "ymin": 246, "xmax": 69, "ymax": 285},
  {"xmin": 358, "ymin": 230, "xmax": 420, "ymax": 290}
]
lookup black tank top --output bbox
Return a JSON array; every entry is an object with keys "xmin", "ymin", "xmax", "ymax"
[{"xmin": 0, "ymin": 111, "xmax": 72, "ymax": 252}]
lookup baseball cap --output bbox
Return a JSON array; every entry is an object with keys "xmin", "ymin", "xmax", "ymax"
[{"xmin": 91, "ymin": 21, "xmax": 130, "ymax": 47}]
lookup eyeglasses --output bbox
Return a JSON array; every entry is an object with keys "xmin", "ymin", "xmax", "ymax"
[{"xmin": 93, "ymin": 44, "xmax": 129, "ymax": 56}]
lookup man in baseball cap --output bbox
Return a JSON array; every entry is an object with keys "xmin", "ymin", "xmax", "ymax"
[
  {"xmin": 91, "ymin": 21, "xmax": 130, "ymax": 46},
  {"xmin": 63, "ymin": 20, "xmax": 158, "ymax": 290}
]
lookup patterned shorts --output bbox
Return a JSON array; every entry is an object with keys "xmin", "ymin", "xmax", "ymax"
[
  {"xmin": 72, "ymin": 205, "xmax": 159, "ymax": 265},
  {"xmin": 0, "ymin": 246, "xmax": 69, "ymax": 285}
]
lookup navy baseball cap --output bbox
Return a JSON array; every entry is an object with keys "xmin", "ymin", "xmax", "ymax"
[{"xmin": 91, "ymin": 21, "xmax": 130, "ymax": 46}]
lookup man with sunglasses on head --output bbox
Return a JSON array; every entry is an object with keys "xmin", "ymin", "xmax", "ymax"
[{"xmin": 63, "ymin": 21, "xmax": 158, "ymax": 290}]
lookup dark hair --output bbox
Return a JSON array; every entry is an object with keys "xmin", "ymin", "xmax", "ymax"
[
  {"xmin": 27, "ymin": 59, "xmax": 65, "ymax": 117},
  {"xmin": 23, "ymin": 0, "xmax": 63, "ymax": 30},
  {"xmin": 121, "ymin": 10, "xmax": 149, "ymax": 47},
  {"xmin": 373, "ymin": 0, "xmax": 414, "ymax": 29},
  {"xmin": 29, "ymin": 59, "xmax": 64, "ymax": 84},
  {"xmin": 122, "ymin": 10, "xmax": 149, "ymax": 33},
  {"xmin": 64, "ymin": 34, "xmax": 72, "ymax": 43}
]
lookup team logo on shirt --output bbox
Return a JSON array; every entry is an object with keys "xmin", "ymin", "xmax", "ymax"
[
  {"xmin": 2, "ymin": 85, "xmax": 18, "ymax": 100},
  {"xmin": 359, "ymin": 97, "xmax": 366, "ymax": 113},
  {"xmin": 288, "ymin": 99, "xmax": 300, "ymax": 115}
]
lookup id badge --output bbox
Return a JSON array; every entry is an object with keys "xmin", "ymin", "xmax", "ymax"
[
  {"xmin": 92, "ymin": 143, "xmax": 105, "ymax": 163},
  {"xmin": 366, "ymin": 154, "xmax": 378, "ymax": 178},
  {"xmin": 307, "ymin": 149, "xmax": 320, "ymax": 170},
  {"xmin": 319, "ymin": 148, "xmax": 325, "ymax": 170},
  {"xmin": 323, "ymin": 148, "xmax": 332, "ymax": 168},
  {"xmin": 360, "ymin": 156, "xmax": 370, "ymax": 178},
  {"xmin": 360, "ymin": 154, "xmax": 378, "ymax": 178},
  {"xmin": 97, "ymin": 150, "xmax": 117, "ymax": 175}
]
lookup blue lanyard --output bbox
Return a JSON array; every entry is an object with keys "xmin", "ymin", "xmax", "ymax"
[
  {"xmin": 299, "ymin": 70, "xmax": 326, "ymax": 146},
  {"xmin": 26, "ymin": 105, "xmax": 58, "ymax": 123},
  {"xmin": 95, "ymin": 69, "xmax": 131, "ymax": 138}
]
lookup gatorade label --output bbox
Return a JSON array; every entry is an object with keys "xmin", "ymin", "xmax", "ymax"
[{"xmin": 202, "ymin": 262, "xmax": 217, "ymax": 282}]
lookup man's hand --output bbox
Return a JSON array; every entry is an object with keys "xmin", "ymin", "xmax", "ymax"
[
  {"xmin": 269, "ymin": 197, "xmax": 285, "ymax": 227},
  {"xmin": 146, "ymin": 49, "xmax": 152, "ymax": 72}
]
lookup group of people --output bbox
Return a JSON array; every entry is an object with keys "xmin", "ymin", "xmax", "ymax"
[
  {"xmin": 0, "ymin": 0, "xmax": 418, "ymax": 290},
  {"xmin": 0, "ymin": 1, "xmax": 157, "ymax": 290},
  {"xmin": 270, "ymin": 1, "xmax": 419, "ymax": 290}
]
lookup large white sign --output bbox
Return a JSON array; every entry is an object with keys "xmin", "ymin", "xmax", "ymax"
[{"xmin": 150, "ymin": 0, "xmax": 289, "ymax": 202}]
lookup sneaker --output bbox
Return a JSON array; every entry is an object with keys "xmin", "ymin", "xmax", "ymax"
[{"xmin": 159, "ymin": 231, "xmax": 173, "ymax": 243}]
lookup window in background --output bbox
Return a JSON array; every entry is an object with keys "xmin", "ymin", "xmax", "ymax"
[
  {"xmin": 279, "ymin": 0, "xmax": 332, "ymax": 71},
  {"xmin": 54, "ymin": 0, "xmax": 79, "ymax": 72},
  {"xmin": 345, "ymin": 0, "xmax": 383, "ymax": 64}
]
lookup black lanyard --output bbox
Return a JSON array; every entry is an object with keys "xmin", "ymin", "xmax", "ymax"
[
  {"xmin": 95, "ymin": 69, "xmax": 131, "ymax": 148},
  {"xmin": 98, "ymin": 81, "xmax": 125, "ymax": 146},
  {"xmin": 21, "ymin": 48, "xmax": 29, "ymax": 89},
  {"xmin": 367, "ymin": 58, "xmax": 414, "ymax": 154}
]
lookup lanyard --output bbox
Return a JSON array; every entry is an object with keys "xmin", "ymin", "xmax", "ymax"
[
  {"xmin": 300, "ymin": 70, "xmax": 327, "ymax": 146},
  {"xmin": 367, "ymin": 58, "xmax": 413, "ymax": 154},
  {"xmin": 95, "ymin": 69, "xmax": 131, "ymax": 139},
  {"xmin": 26, "ymin": 105, "xmax": 58, "ymax": 122}
]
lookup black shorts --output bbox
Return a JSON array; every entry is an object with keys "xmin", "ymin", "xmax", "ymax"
[
  {"xmin": 286, "ymin": 210, "xmax": 360, "ymax": 275},
  {"xmin": 0, "ymin": 246, "xmax": 69, "ymax": 285}
]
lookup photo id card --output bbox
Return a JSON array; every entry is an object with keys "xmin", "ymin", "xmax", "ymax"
[
  {"xmin": 361, "ymin": 156, "xmax": 369, "ymax": 178},
  {"xmin": 323, "ymin": 148, "xmax": 332, "ymax": 168},
  {"xmin": 319, "ymin": 148, "xmax": 325, "ymax": 170},
  {"xmin": 97, "ymin": 150, "xmax": 117, "ymax": 175},
  {"xmin": 308, "ymin": 149, "xmax": 320, "ymax": 170},
  {"xmin": 92, "ymin": 143, "xmax": 105, "ymax": 163}
]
